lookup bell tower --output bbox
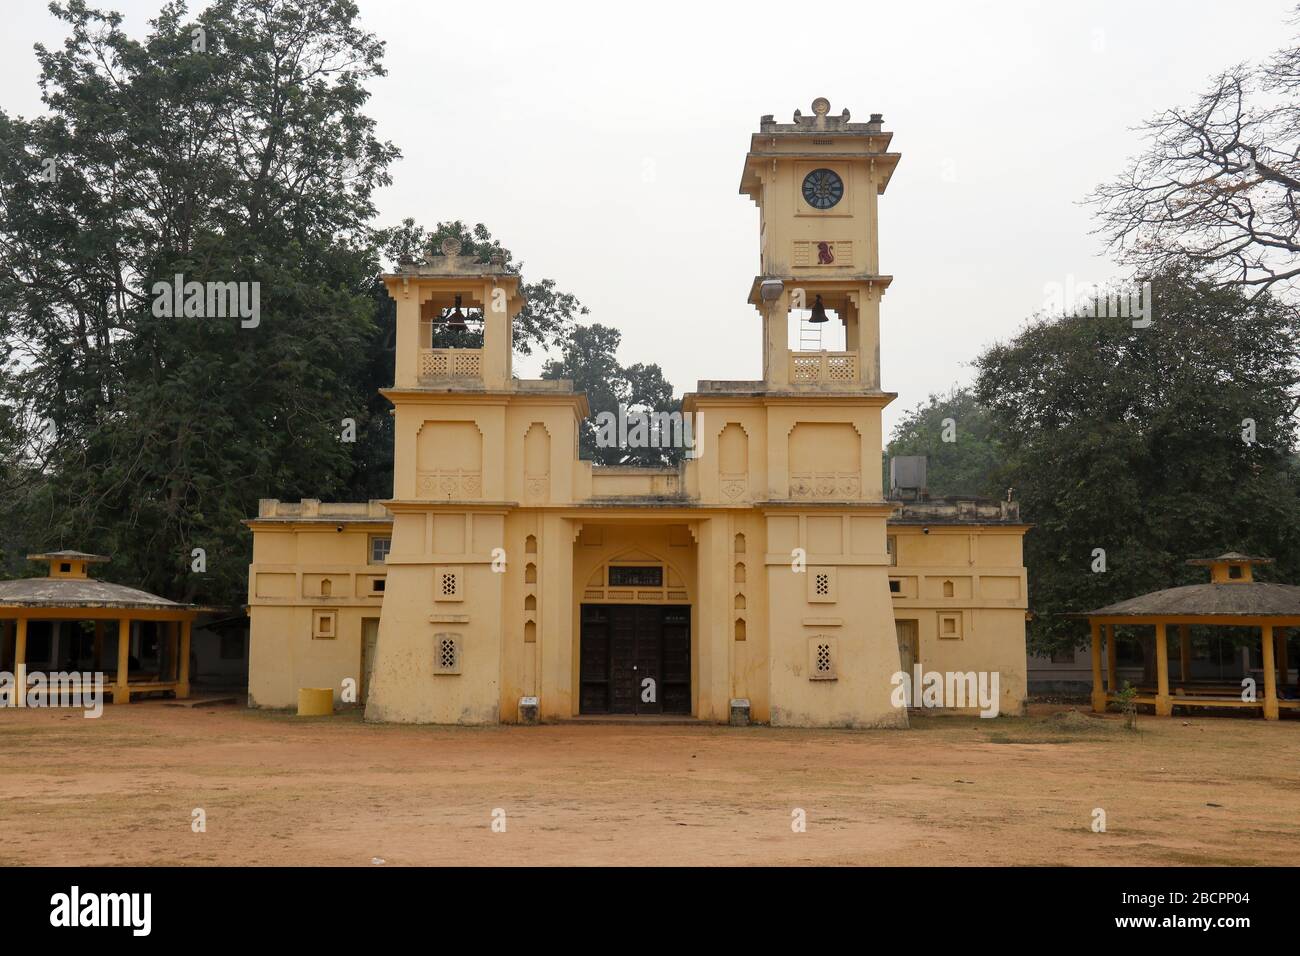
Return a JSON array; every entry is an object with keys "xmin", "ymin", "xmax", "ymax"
[{"xmin": 738, "ymin": 97, "xmax": 900, "ymax": 391}]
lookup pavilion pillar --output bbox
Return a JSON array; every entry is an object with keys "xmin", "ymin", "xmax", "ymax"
[
  {"xmin": 115, "ymin": 617, "xmax": 131, "ymax": 704},
  {"xmin": 15, "ymin": 617, "xmax": 27, "ymax": 699},
  {"xmin": 1261, "ymin": 624, "xmax": 1279, "ymax": 721},
  {"xmin": 1154, "ymin": 622, "xmax": 1172, "ymax": 716},
  {"xmin": 178, "ymin": 619, "xmax": 192, "ymax": 699},
  {"xmin": 1178, "ymin": 624, "xmax": 1191, "ymax": 684},
  {"xmin": 1105, "ymin": 624, "xmax": 1118, "ymax": 693},
  {"xmin": 1, "ymin": 619, "xmax": 12, "ymax": 671},
  {"xmin": 1089, "ymin": 620, "xmax": 1105, "ymax": 713}
]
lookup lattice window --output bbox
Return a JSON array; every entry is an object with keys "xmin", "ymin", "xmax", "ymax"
[
  {"xmin": 808, "ymin": 637, "xmax": 837, "ymax": 680},
  {"xmin": 609, "ymin": 565, "xmax": 663, "ymax": 587},
  {"xmin": 807, "ymin": 566, "xmax": 837, "ymax": 603},
  {"xmin": 433, "ymin": 633, "xmax": 461, "ymax": 675},
  {"xmin": 434, "ymin": 566, "xmax": 463, "ymax": 602}
]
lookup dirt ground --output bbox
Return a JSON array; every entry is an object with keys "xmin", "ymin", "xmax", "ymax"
[{"xmin": 2, "ymin": 701, "xmax": 1298, "ymax": 866}]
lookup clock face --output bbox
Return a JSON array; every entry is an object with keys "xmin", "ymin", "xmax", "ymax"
[{"xmin": 802, "ymin": 168, "xmax": 844, "ymax": 210}]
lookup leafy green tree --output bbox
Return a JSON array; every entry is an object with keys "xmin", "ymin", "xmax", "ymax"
[
  {"xmin": 541, "ymin": 323, "xmax": 681, "ymax": 467},
  {"xmin": 0, "ymin": 0, "xmax": 397, "ymax": 604},
  {"xmin": 975, "ymin": 265, "xmax": 1300, "ymax": 656},
  {"xmin": 885, "ymin": 386, "xmax": 1004, "ymax": 497}
]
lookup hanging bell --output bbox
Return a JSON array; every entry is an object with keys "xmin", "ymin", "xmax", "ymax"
[
  {"xmin": 444, "ymin": 294, "xmax": 468, "ymax": 331},
  {"xmin": 808, "ymin": 294, "xmax": 829, "ymax": 323}
]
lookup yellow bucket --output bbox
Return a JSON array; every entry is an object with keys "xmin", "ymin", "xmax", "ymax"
[{"xmin": 297, "ymin": 687, "xmax": 334, "ymax": 716}]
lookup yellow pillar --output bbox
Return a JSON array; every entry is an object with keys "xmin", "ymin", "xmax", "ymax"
[
  {"xmin": 1105, "ymin": 624, "xmax": 1118, "ymax": 693},
  {"xmin": 1154, "ymin": 622, "xmax": 1172, "ymax": 716},
  {"xmin": 15, "ymin": 617, "xmax": 27, "ymax": 703},
  {"xmin": 115, "ymin": 618, "xmax": 131, "ymax": 704},
  {"xmin": 1261, "ymin": 624, "xmax": 1279, "ymax": 721},
  {"xmin": 1178, "ymin": 624, "xmax": 1191, "ymax": 684},
  {"xmin": 1089, "ymin": 620, "xmax": 1105, "ymax": 713},
  {"xmin": 178, "ymin": 619, "xmax": 192, "ymax": 699}
]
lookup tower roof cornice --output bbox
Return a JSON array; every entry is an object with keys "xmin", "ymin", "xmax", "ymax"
[{"xmin": 740, "ymin": 98, "xmax": 901, "ymax": 198}]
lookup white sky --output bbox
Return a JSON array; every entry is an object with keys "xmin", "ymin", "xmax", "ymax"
[{"xmin": 2, "ymin": 0, "xmax": 1293, "ymax": 435}]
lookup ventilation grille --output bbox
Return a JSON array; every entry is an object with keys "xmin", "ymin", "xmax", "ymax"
[{"xmin": 433, "ymin": 633, "xmax": 461, "ymax": 675}]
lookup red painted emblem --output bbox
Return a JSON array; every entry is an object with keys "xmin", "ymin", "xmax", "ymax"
[{"xmin": 817, "ymin": 241, "xmax": 834, "ymax": 264}]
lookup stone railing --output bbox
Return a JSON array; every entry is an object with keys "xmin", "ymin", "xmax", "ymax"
[
  {"xmin": 789, "ymin": 350, "xmax": 858, "ymax": 385},
  {"xmin": 419, "ymin": 348, "xmax": 482, "ymax": 382}
]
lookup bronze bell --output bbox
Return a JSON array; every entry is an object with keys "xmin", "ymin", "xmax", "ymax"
[
  {"xmin": 808, "ymin": 294, "xmax": 829, "ymax": 323},
  {"xmin": 444, "ymin": 294, "xmax": 468, "ymax": 331}
]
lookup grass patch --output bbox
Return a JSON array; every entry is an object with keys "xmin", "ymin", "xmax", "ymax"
[{"xmin": 983, "ymin": 710, "xmax": 1121, "ymax": 744}]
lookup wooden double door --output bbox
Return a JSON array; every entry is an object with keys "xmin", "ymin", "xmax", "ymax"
[{"xmin": 579, "ymin": 604, "xmax": 690, "ymax": 715}]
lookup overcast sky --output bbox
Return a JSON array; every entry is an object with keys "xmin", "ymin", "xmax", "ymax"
[{"xmin": 2, "ymin": 0, "xmax": 1294, "ymax": 435}]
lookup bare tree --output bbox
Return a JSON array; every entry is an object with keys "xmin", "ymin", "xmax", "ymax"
[{"xmin": 1089, "ymin": 15, "xmax": 1300, "ymax": 303}]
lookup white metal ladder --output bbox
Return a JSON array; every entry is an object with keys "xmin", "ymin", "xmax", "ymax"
[{"xmin": 798, "ymin": 314, "xmax": 823, "ymax": 352}]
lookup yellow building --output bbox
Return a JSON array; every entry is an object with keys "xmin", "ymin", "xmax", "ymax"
[{"xmin": 245, "ymin": 99, "xmax": 1029, "ymax": 725}]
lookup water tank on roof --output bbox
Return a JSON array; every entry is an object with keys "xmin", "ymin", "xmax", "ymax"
[{"xmin": 890, "ymin": 456, "xmax": 927, "ymax": 494}]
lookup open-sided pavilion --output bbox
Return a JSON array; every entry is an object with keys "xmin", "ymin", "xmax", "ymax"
[
  {"xmin": 0, "ymin": 551, "xmax": 196, "ymax": 703},
  {"xmin": 1081, "ymin": 553, "xmax": 1300, "ymax": 720}
]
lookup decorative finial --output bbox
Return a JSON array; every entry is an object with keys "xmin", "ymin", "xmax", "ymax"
[
  {"xmin": 811, "ymin": 97, "xmax": 831, "ymax": 116},
  {"xmin": 440, "ymin": 236, "xmax": 463, "ymax": 257}
]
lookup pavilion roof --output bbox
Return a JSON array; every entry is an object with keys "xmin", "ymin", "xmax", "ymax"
[
  {"xmin": 1185, "ymin": 552, "xmax": 1273, "ymax": 566},
  {"xmin": 26, "ymin": 550, "xmax": 109, "ymax": 563},
  {"xmin": 1083, "ymin": 582, "xmax": 1300, "ymax": 619},
  {"xmin": 0, "ymin": 577, "xmax": 191, "ymax": 611}
]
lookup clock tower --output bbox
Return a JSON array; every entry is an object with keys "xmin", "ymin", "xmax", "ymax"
[{"xmin": 738, "ymin": 97, "xmax": 900, "ymax": 391}]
